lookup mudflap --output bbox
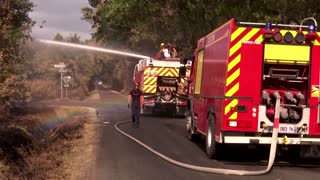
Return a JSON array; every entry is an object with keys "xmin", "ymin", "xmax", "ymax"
[
  {"xmin": 153, "ymin": 103, "xmax": 177, "ymax": 115},
  {"xmin": 142, "ymin": 105, "xmax": 154, "ymax": 116},
  {"xmin": 300, "ymin": 145, "xmax": 320, "ymax": 159},
  {"xmin": 176, "ymin": 106, "xmax": 187, "ymax": 117}
]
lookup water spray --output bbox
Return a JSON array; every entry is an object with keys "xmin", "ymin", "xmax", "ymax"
[{"xmin": 37, "ymin": 39, "xmax": 151, "ymax": 59}]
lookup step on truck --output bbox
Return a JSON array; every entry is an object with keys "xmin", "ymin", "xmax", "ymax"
[
  {"xmin": 179, "ymin": 18, "xmax": 320, "ymax": 159},
  {"xmin": 133, "ymin": 57, "xmax": 191, "ymax": 116}
]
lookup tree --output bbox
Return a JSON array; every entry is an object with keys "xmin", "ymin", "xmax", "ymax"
[
  {"xmin": 83, "ymin": 0, "xmax": 320, "ymax": 57},
  {"xmin": 0, "ymin": 0, "xmax": 34, "ymax": 114},
  {"xmin": 81, "ymin": 0, "xmax": 320, "ymax": 93},
  {"xmin": 53, "ymin": 33, "xmax": 64, "ymax": 41},
  {"xmin": 82, "ymin": 0, "xmax": 217, "ymax": 57}
]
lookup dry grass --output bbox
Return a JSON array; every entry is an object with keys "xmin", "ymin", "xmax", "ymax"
[
  {"xmin": 27, "ymin": 79, "xmax": 58, "ymax": 100},
  {"xmin": 0, "ymin": 106, "xmax": 97, "ymax": 179}
]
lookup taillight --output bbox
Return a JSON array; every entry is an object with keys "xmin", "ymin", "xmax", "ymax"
[{"xmin": 177, "ymin": 100, "xmax": 187, "ymax": 106}]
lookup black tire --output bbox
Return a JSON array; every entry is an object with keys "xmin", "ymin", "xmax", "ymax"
[
  {"xmin": 206, "ymin": 114, "xmax": 221, "ymax": 159},
  {"xmin": 186, "ymin": 111, "xmax": 200, "ymax": 142},
  {"xmin": 171, "ymin": 109, "xmax": 177, "ymax": 117}
]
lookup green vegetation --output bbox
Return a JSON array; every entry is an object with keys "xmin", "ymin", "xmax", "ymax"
[
  {"xmin": 82, "ymin": 0, "xmax": 320, "ymax": 58},
  {"xmin": 0, "ymin": 0, "xmax": 34, "ymax": 115},
  {"xmin": 78, "ymin": 0, "xmax": 320, "ymax": 95},
  {"xmin": 2, "ymin": 0, "xmax": 320, "ymax": 112}
]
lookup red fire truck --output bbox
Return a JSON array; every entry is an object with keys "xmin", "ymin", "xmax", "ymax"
[
  {"xmin": 179, "ymin": 18, "xmax": 320, "ymax": 159},
  {"xmin": 133, "ymin": 57, "xmax": 191, "ymax": 116}
]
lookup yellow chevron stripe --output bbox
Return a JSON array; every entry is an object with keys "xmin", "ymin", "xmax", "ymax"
[
  {"xmin": 230, "ymin": 28, "xmax": 260, "ymax": 56},
  {"xmin": 312, "ymin": 85, "xmax": 319, "ymax": 97},
  {"xmin": 166, "ymin": 71, "xmax": 174, "ymax": 77},
  {"xmin": 143, "ymin": 86, "xmax": 150, "ymax": 92},
  {"xmin": 156, "ymin": 68, "xmax": 164, "ymax": 76},
  {"xmin": 143, "ymin": 85, "xmax": 150, "ymax": 90},
  {"xmin": 144, "ymin": 67, "xmax": 151, "ymax": 76},
  {"xmin": 226, "ymin": 82, "xmax": 239, "ymax": 97},
  {"xmin": 227, "ymin": 54, "xmax": 241, "ymax": 72},
  {"xmin": 224, "ymin": 99, "xmax": 238, "ymax": 115},
  {"xmin": 171, "ymin": 69, "xmax": 179, "ymax": 76},
  {"xmin": 229, "ymin": 112, "xmax": 238, "ymax": 120},
  {"xmin": 148, "ymin": 77, "xmax": 158, "ymax": 85},
  {"xmin": 144, "ymin": 85, "xmax": 156, "ymax": 93},
  {"xmin": 256, "ymin": 34, "xmax": 263, "ymax": 42},
  {"xmin": 149, "ymin": 77, "xmax": 157, "ymax": 85},
  {"xmin": 186, "ymin": 69, "xmax": 191, "ymax": 78},
  {"xmin": 152, "ymin": 67, "xmax": 159, "ymax": 74},
  {"xmin": 150, "ymin": 87, "xmax": 156, "ymax": 93},
  {"xmin": 159, "ymin": 68, "xmax": 169, "ymax": 76},
  {"xmin": 231, "ymin": 27, "xmax": 246, "ymax": 42},
  {"xmin": 144, "ymin": 77, "xmax": 156, "ymax": 85},
  {"xmin": 166, "ymin": 68, "xmax": 173, "ymax": 76},
  {"xmin": 144, "ymin": 77, "xmax": 152, "ymax": 84},
  {"xmin": 226, "ymin": 68, "xmax": 240, "ymax": 86},
  {"xmin": 314, "ymin": 32, "xmax": 320, "ymax": 45}
]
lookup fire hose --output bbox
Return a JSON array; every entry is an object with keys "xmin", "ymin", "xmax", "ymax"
[{"xmin": 115, "ymin": 97, "xmax": 281, "ymax": 176}]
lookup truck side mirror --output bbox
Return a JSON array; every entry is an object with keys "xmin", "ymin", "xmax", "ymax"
[{"xmin": 179, "ymin": 66, "xmax": 186, "ymax": 78}]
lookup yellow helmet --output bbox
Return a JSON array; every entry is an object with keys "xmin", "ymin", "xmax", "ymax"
[{"xmin": 160, "ymin": 43, "xmax": 165, "ymax": 46}]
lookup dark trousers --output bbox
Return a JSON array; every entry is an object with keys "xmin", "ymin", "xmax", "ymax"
[{"xmin": 131, "ymin": 104, "xmax": 141, "ymax": 127}]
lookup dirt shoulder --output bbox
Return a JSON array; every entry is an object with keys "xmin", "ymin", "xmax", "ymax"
[
  {"xmin": 63, "ymin": 106, "xmax": 100, "ymax": 180},
  {"xmin": 0, "ymin": 105, "xmax": 99, "ymax": 179}
]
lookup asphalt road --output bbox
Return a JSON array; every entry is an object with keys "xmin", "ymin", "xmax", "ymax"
[{"xmin": 89, "ymin": 90, "xmax": 320, "ymax": 180}]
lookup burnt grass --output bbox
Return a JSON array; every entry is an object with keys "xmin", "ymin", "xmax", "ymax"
[{"xmin": 0, "ymin": 106, "xmax": 87, "ymax": 179}]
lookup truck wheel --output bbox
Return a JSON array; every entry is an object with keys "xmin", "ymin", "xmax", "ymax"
[
  {"xmin": 186, "ymin": 111, "xmax": 199, "ymax": 142},
  {"xmin": 206, "ymin": 114, "xmax": 221, "ymax": 159}
]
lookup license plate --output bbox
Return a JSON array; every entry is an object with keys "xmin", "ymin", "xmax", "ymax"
[{"xmin": 268, "ymin": 125, "xmax": 299, "ymax": 133}]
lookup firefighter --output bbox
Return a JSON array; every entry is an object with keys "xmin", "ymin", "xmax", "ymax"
[
  {"xmin": 162, "ymin": 44, "xmax": 171, "ymax": 59},
  {"xmin": 166, "ymin": 43, "xmax": 177, "ymax": 58},
  {"xmin": 170, "ymin": 43, "xmax": 177, "ymax": 58},
  {"xmin": 128, "ymin": 82, "xmax": 143, "ymax": 127},
  {"xmin": 154, "ymin": 42, "xmax": 165, "ymax": 59},
  {"xmin": 159, "ymin": 43, "xmax": 171, "ymax": 60}
]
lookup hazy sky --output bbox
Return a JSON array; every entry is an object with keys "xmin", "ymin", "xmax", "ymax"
[{"xmin": 29, "ymin": 0, "xmax": 93, "ymax": 40}]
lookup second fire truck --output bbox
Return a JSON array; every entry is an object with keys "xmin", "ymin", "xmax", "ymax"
[
  {"xmin": 180, "ymin": 18, "xmax": 320, "ymax": 159},
  {"xmin": 133, "ymin": 57, "xmax": 191, "ymax": 116}
]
